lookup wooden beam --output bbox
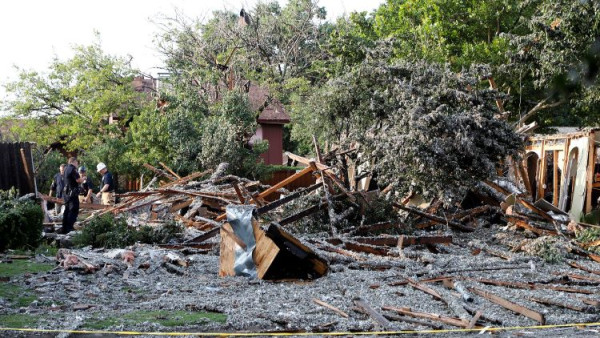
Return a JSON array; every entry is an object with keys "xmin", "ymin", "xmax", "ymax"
[
  {"xmin": 469, "ymin": 287, "xmax": 545, "ymax": 324},
  {"xmin": 382, "ymin": 306, "xmax": 470, "ymax": 328},
  {"xmin": 351, "ymin": 235, "xmax": 452, "ymax": 247},
  {"xmin": 393, "ymin": 203, "xmax": 475, "ymax": 232},
  {"xmin": 313, "ymin": 298, "xmax": 349, "ymax": 318},
  {"xmin": 553, "ymin": 150, "xmax": 559, "ymax": 206},
  {"xmin": 143, "ymin": 163, "xmax": 176, "ymax": 181},
  {"xmin": 586, "ymin": 133, "xmax": 596, "ymax": 213},
  {"xmin": 257, "ymin": 166, "xmax": 313, "ymax": 200},
  {"xmin": 285, "ymin": 151, "xmax": 329, "ymax": 171},
  {"xmin": 159, "ymin": 162, "xmax": 181, "ymax": 180},
  {"xmin": 354, "ymin": 298, "xmax": 394, "ymax": 330},
  {"xmin": 568, "ymin": 261, "xmax": 600, "ymax": 275}
]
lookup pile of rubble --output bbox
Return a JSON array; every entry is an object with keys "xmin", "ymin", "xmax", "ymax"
[{"xmin": 26, "ymin": 146, "xmax": 600, "ymax": 333}]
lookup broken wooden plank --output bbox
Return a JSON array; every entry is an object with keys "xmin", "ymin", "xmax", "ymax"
[
  {"xmin": 265, "ymin": 223, "xmax": 328, "ymax": 278},
  {"xmin": 347, "ymin": 221, "xmax": 397, "ymax": 236},
  {"xmin": 143, "ymin": 163, "xmax": 177, "ymax": 181},
  {"xmin": 382, "ymin": 306, "xmax": 470, "ymax": 328},
  {"xmin": 231, "ymin": 182, "xmax": 246, "ymax": 204},
  {"xmin": 252, "ymin": 222, "xmax": 280, "ymax": 280},
  {"xmin": 255, "ymin": 183, "xmax": 321, "ymax": 215},
  {"xmin": 159, "ymin": 162, "xmax": 181, "ymax": 180},
  {"xmin": 469, "ymin": 277, "xmax": 594, "ymax": 294},
  {"xmin": 355, "ymin": 298, "xmax": 395, "ymax": 330},
  {"xmin": 406, "ymin": 278, "xmax": 444, "ymax": 302},
  {"xmin": 160, "ymin": 169, "xmax": 212, "ymax": 189},
  {"xmin": 343, "ymin": 241, "xmax": 394, "ymax": 257},
  {"xmin": 382, "ymin": 313, "xmax": 442, "ymax": 330},
  {"xmin": 469, "ymin": 287, "xmax": 545, "ymax": 324},
  {"xmin": 568, "ymin": 261, "xmax": 600, "ymax": 276},
  {"xmin": 352, "ymin": 235, "xmax": 452, "ymax": 247},
  {"xmin": 219, "ymin": 223, "xmax": 245, "ymax": 277},
  {"xmin": 527, "ymin": 296, "xmax": 591, "ymax": 313},
  {"xmin": 169, "ymin": 198, "xmax": 193, "ymax": 213},
  {"xmin": 257, "ymin": 166, "xmax": 314, "ymax": 200},
  {"xmin": 393, "ymin": 203, "xmax": 475, "ymax": 232},
  {"xmin": 312, "ymin": 298, "xmax": 349, "ymax": 318},
  {"xmin": 184, "ymin": 227, "xmax": 220, "ymax": 244}
]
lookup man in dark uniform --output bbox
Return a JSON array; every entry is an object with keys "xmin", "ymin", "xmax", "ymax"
[
  {"xmin": 78, "ymin": 166, "xmax": 95, "ymax": 204},
  {"xmin": 62, "ymin": 157, "xmax": 84, "ymax": 234},
  {"xmin": 49, "ymin": 164, "xmax": 65, "ymax": 215}
]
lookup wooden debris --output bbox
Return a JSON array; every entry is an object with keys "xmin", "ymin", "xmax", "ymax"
[
  {"xmin": 312, "ymin": 298, "xmax": 349, "ymax": 318},
  {"xmin": 393, "ymin": 203, "xmax": 476, "ymax": 232},
  {"xmin": 382, "ymin": 306, "xmax": 470, "ymax": 328},
  {"xmin": 469, "ymin": 287, "xmax": 545, "ymax": 324},
  {"xmin": 354, "ymin": 298, "xmax": 395, "ymax": 330}
]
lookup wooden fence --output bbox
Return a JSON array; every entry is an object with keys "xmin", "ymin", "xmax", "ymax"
[{"xmin": 0, "ymin": 142, "xmax": 36, "ymax": 195}]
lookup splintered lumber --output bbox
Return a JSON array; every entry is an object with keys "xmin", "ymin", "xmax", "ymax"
[
  {"xmin": 143, "ymin": 163, "xmax": 177, "ymax": 181},
  {"xmin": 184, "ymin": 227, "xmax": 220, "ymax": 244},
  {"xmin": 312, "ymin": 298, "xmax": 349, "ymax": 318},
  {"xmin": 257, "ymin": 166, "xmax": 313, "ymax": 200},
  {"xmin": 508, "ymin": 217, "xmax": 558, "ymax": 237},
  {"xmin": 406, "ymin": 278, "xmax": 443, "ymax": 302},
  {"xmin": 231, "ymin": 182, "xmax": 246, "ymax": 204},
  {"xmin": 469, "ymin": 287, "xmax": 545, "ymax": 324},
  {"xmin": 278, "ymin": 199, "xmax": 330, "ymax": 226},
  {"xmin": 516, "ymin": 198, "xmax": 555, "ymax": 223},
  {"xmin": 469, "ymin": 277, "xmax": 594, "ymax": 294},
  {"xmin": 161, "ymin": 169, "xmax": 212, "ymax": 188},
  {"xmin": 159, "ymin": 162, "xmax": 181, "ymax": 180},
  {"xmin": 285, "ymin": 151, "xmax": 329, "ymax": 171},
  {"xmin": 169, "ymin": 198, "xmax": 193, "ymax": 213},
  {"xmin": 219, "ymin": 223, "xmax": 245, "ymax": 277},
  {"xmin": 568, "ymin": 261, "xmax": 600, "ymax": 276},
  {"xmin": 527, "ymin": 296, "xmax": 591, "ymax": 313},
  {"xmin": 383, "ymin": 313, "xmax": 443, "ymax": 330},
  {"xmin": 343, "ymin": 241, "xmax": 394, "ymax": 256},
  {"xmin": 354, "ymin": 298, "xmax": 395, "ymax": 330},
  {"xmin": 256, "ymin": 183, "xmax": 321, "ymax": 215},
  {"xmin": 382, "ymin": 306, "xmax": 470, "ymax": 328},
  {"xmin": 347, "ymin": 221, "xmax": 397, "ymax": 236},
  {"xmin": 253, "ymin": 222, "xmax": 280, "ymax": 279},
  {"xmin": 19, "ymin": 148, "xmax": 34, "ymax": 192},
  {"xmin": 352, "ymin": 235, "xmax": 452, "ymax": 247},
  {"xmin": 467, "ymin": 310, "xmax": 483, "ymax": 329},
  {"xmin": 393, "ymin": 203, "xmax": 475, "ymax": 232}
]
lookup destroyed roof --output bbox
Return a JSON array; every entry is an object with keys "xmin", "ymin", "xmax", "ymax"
[{"xmin": 248, "ymin": 83, "xmax": 291, "ymax": 125}]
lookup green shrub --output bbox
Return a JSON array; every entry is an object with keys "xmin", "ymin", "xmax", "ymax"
[
  {"xmin": 72, "ymin": 214, "xmax": 183, "ymax": 248},
  {"xmin": 0, "ymin": 189, "xmax": 43, "ymax": 252},
  {"xmin": 576, "ymin": 227, "xmax": 600, "ymax": 254}
]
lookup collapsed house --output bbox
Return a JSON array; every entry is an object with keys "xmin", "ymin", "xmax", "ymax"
[{"xmin": 522, "ymin": 127, "xmax": 600, "ymax": 222}]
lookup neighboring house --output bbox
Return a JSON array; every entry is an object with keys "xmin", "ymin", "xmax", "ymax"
[
  {"xmin": 523, "ymin": 127, "xmax": 600, "ymax": 221},
  {"xmin": 247, "ymin": 84, "xmax": 291, "ymax": 165}
]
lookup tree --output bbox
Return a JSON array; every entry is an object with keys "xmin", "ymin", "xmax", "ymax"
[
  {"xmin": 3, "ymin": 39, "xmax": 153, "ymax": 154},
  {"xmin": 305, "ymin": 47, "xmax": 522, "ymax": 201},
  {"xmin": 504, "ymin": 0, "xmax": 600, "ymax": 127}
]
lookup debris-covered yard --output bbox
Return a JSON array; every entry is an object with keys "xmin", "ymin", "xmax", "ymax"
[{"xmin": 3, "ymin": 148, "xmax": 600, "ymax": 336}]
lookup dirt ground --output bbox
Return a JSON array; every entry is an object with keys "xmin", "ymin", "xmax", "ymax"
[{"xmin": 1, "ymin": 222, "xmax": 600, "ymax": 337}]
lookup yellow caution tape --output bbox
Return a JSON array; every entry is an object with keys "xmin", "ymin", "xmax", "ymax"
[{"xmin": 0, "ymin": 322, "xmax": 599, "ymax": 336}]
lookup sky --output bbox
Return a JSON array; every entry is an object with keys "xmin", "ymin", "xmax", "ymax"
[{"xmin": 0, "ymin": 0, "xmax": 384, "ymax": 106}]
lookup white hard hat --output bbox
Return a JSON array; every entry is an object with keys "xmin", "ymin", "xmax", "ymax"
[{"xmin": 96, "ymin": 162, "xmax": 107, "ymax": 172}]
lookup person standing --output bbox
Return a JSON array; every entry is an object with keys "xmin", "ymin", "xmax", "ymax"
[
  {"xmin": 78, "ymin": 166, "xmax": 95, "ymax": 204},
  {"xmin": 96, "ymin": 162, "xmax": 115, "ymax": 205},
  {"xmin": 62, "ymin": 157, "xmax": 84, "ymax": 234},
  {"xmin": 49, "ymin": 164, "xmax": 66, "ymax": 215}
]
